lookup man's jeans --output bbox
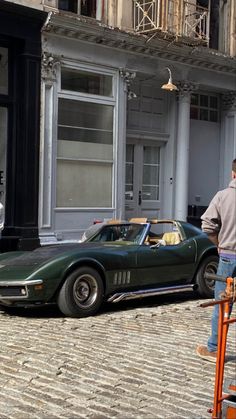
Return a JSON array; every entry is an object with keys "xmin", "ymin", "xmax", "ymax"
[{"xmin": 207, "ymin": 255, "xmax": 236, "ymax": 352}]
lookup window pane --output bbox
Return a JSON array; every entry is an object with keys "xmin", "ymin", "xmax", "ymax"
[
  {"xmin": 210, "ymin": 110, "xmax": 218, "ymax": 122},
  {"xmin": 143, "ymin": 165, "xmax": 159, "ymax": 185},
  {"xmin": 142, "ymin": 146, "xmax": 160, "ymax": 201},
  {"xmin": 143, "ymin": 146, "xmax": 160, "ymax": 164},
  {"xmin": 61, "ymin": 68, "xmax": 113, "ymax": 96},
  {"xmin": 200, "ymin": 108, "xmax": 208, "ymax": 121},
  {"xmin": 125, "ymin": 145, "xmax": 134, "ymax": 201},
  {"xmin": 56, "ymin": 160, "xmax": 112, "ymax": 207},
  {"xmin": 210, "ymin": 96, "xmax": 218, "ymax": 109},
  {"xmin": 125, "ymin": 164, "xmax": 134, "ymax": 200},
  {"xmin": 58, "ymin": 0, "xmax": 77, "ymax": 13},
  {"xmin": 58, "ymin": 126, "xmax": 113, "ymax": 145},
  {"xmin": 200, "ymin": 94, "xmax": 208, "ymax": 107},
  {"xmin": 191, "ymin": 93, "xmax": 198, "ymax": 106},
  {"xmin": 0, "ymin": 47, "xmax": 8, "ymax": 95},
  {"xmin": 190, "ymin": 107, "xmax": 198, "ymax": 119},
  {"xmin": 81, "ymin": 0, "xmax": 96, "ymax": 18},
  {"xmin": 58, "ymin": 98, "xmax": 113, "ymax": 161},
  {"xmin": 58, "ymin": 98, "xmax": 113, "ymax": 131},
  {"xmin": 142, "ymin": 185, "xmax": 159, "ymax": 201},
  {"xmin": 57, "ymin": 140, "xmax": 113, "ymax": 160},
  {"xmin": 126, "ymin": 144, "xmax": 134, "ymax": 162}
]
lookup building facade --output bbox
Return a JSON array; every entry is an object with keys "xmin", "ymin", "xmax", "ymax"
[{"xmin": 0, "ymin": 0, "xmax": 236, "ymax": 248}]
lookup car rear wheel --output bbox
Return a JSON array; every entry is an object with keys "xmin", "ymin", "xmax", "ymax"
[
  {"xmin": 195, "ymin": 255, "xmax": 219, "ymax": 298},
  {"xmin": 57, "ymin": 266, "xmax": 104, "ymax": 317}
]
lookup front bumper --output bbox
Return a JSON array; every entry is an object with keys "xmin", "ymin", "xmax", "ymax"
[{"xmin": 0, "ymin": 279, "xmax": 43, "ymax": 300}]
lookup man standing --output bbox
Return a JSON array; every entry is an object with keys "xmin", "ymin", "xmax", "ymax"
[{"xmin": 196, "ymin": 158, "xmax": 236, "ymax": 362}]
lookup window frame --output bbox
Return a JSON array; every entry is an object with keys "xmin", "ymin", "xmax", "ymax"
[
  {"xmin": 56, "ymin": 62, "xmax": 118, "ymax": 210},
  {"xmin": 60, "ymin": 65, "xmax": 115, "ymax": 99}
]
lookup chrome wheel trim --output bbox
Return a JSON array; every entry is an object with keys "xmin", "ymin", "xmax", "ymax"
[
  {"xmin": 204, "ymin": 260, "xmax": 218, "ymax": 290},
  {"xmin": 73, "ymin": 274, "xmax": 98, "ymax": 308}
]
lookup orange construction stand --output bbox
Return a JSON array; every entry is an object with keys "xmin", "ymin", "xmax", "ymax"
[{"xmin": 201, "ymin": 277, "xmax": 236, "ymax": 419}]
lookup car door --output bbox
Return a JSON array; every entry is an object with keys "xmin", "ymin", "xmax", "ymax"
[{"xmin": 135, "ymin": 238, "xmax": 197, "ymax": 287}]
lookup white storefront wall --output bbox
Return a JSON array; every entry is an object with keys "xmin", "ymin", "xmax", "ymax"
[
  {"xmin": 125, "ymin": 78, "xmax": 176, "ymax": 221},
  {"xmin": 40, "ymin": 36, "xmax": 130, "ymax": 243},
  {"xmin": 220, "ymin": 96, "xmax": 236, "ymax": 187},
  {"xmin": 189, "ymin": 119, "xmax": 221, "ymax": 207},
  {"xmin": 39, "ymin": 30, "xmax": 236, "ymax": 243}
]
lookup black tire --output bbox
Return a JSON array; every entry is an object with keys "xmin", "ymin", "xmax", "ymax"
[
  {"xmin": 195, "ymin": 255, "xmax": 219, "ymax": 298},
  {"xmin": 57, "ymin": 266, "xmax": 104, "ymax": 318}
]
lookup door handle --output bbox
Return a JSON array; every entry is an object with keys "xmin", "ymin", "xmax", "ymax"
[{"xmin": 138, "ymin": 190, "xmax": 142, "ymax": 205}]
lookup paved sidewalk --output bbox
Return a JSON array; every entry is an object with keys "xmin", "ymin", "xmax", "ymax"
[{"xmin": 0, "ymin": 294, "xmax": 235, "ymax": 419}]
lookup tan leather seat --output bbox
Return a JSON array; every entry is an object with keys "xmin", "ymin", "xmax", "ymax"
[{"xmin": 162, "ymin": 232, "xmax": 181, "ymax": 245}]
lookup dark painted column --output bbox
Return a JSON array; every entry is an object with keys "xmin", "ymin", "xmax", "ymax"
[{"xmin": 0, "ymin": 1, "xmax": 47, "ymax": 251}]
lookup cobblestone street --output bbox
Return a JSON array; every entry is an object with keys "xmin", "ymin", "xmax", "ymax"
[{"xmin": 0, "ymin": 294, "xmax": 235, "ymax": 419}]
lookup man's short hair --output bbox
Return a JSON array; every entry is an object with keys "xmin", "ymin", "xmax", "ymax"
[{"xmin": 233, "ymin": 158, "xmax": 236, "ymax": 173}]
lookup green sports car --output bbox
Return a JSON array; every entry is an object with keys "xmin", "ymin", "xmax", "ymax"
[{"xmin": 0, "ymin": 219, "xmax": 218, "ymax": 318}]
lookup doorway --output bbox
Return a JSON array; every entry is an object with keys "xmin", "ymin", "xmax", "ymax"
[{"xmin": 125, "ymin": 141, "xmax": 164, "ymax": 220}]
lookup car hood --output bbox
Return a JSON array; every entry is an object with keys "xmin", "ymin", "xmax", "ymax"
[
  {"xmin": 0, "ymin": 242, "xmax": 131, "ymax": 280},
  {"xmin": 0, "ymin": 243, "xmax": 101, "ymax": 276}
]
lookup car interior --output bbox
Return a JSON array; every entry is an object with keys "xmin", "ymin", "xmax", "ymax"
[
  {"xmin": 128, "ymin": 218, "xmax": 182, "ymax": 246},
  {"xmin": 147, "ymin": 231, "xmax": 181, "ymax": 246},
  {"xmin": 139, "ymin": 219, "xmax": 182, "ymax": 246},
  {"xmin": 89, "ymin": 218, "xmax": 182, "ymax": 246}
]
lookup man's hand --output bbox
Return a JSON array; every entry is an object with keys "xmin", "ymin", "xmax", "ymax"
[
  {"xmin": 220, "ymin": 279, "xmax": 236, "ymax": 302},
  {"xmin": 207, "ymin": 233, "xmax": 219, "ymax": 246}
]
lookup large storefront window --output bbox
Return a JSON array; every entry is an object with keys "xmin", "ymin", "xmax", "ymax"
[{"xmin": 57, "ymin": 69, "xmax": 115, "ymax": 208}]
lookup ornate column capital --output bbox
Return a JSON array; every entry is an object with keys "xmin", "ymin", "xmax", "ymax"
[
  {"xmin": 222, "ymin": 91, "xmax": 236, "ymax": 111},
  {"xmin": 119, "ymin": 69, "xmax": 137, "ymax": 100},
  {"xmin": 42, "ymin": 52, "xmax": 61, "ymax": 82},
  {"xmin": 177, "ymin": 81, "xmax": 199, "ymax": 99}
]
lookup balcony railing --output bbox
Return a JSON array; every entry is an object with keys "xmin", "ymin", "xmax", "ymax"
[
  {"xmin": 133, "ymin": 0, "xmax": 210, "ymax": 45},
  {"xmin": 183, "ymin": 1, "xmax": 210, "ymax": 43}
]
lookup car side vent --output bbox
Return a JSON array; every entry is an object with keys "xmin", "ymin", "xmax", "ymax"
[{"xmin": 113, "ymin": 271, "xmax": 131, "ymax": 285}]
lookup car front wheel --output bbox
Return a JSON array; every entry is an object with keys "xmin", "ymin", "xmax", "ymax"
[
  {"xmin": 57, "ymin": 266, "xmax": 104, "ymax": 317},
  {"xmin": 195, "ymin": 255, "xmax": 219, "ymax": 298}
]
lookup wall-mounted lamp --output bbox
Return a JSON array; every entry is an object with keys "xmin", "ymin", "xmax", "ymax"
[{"xmin": 161, "ymin": 68, "xmax": 178, "ymax": 92}]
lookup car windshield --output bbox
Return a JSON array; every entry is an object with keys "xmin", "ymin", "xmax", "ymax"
[{"xmin": 88, "ymin": 223, "xmax": 148, "ymax": 244}]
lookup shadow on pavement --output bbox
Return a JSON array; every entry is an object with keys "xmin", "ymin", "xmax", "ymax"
[
  {"xmin": 0, "ymin": 291, "xmax": 202, "ymax": 319},
  {"xmin": 103, "ymin": 291, "xmax": 200, "ymax": 314},
  {"xmin": 225, "ymin": 354, "xmax": 236, "ymax": 363}
]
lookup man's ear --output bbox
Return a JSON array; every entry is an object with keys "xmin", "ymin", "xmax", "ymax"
[{"xmin": 232, "ymin": 171, "xmax": 236, "ymax": 179}]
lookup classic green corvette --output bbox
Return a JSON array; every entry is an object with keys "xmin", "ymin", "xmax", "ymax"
[{"xmin": 0, "ymin": 219, "xmax": 218, "ymax": 318}]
